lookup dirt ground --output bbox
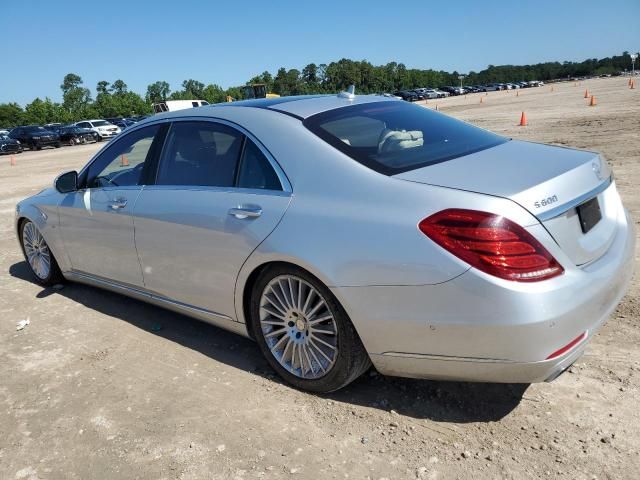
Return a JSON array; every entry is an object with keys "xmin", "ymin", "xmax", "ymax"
[{"xmin": 1, "ymin": 76, "xmax": 638, "ymax": 480}]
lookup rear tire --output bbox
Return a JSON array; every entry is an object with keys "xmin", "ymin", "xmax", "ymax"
[
  {"xmin": 249, "ymin": 264, "xmax": 371, "ymax": 393},
  {"xmin": 19, "ymin": 220, "xmax": 63, "ymax": 287}
]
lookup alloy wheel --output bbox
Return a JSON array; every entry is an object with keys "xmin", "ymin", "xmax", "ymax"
[
  {"xmin": 259, "ymin": 275, "xmax": 338, "ymax": 379},
  {"xmin": 22, "ymin": 222, "xmax": 51, "ymax": 280}
]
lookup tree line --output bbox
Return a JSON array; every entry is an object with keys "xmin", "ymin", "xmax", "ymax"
[{"xmin": 0, "ymin": 51, "xmax": 636, "ymax": 128}]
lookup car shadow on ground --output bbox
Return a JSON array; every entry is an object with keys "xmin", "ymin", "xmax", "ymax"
[{"xmin": 10, "ymin": 261, "xmax": 528, "ymax": 423}]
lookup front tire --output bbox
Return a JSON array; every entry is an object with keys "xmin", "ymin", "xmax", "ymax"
[
  {"xmin": 250, "ymin": 265, "xmax": 371, "ymax": 393},
  {"xmin": 20, "ymin": 220, "xmax": 63, "ymax": 286}
]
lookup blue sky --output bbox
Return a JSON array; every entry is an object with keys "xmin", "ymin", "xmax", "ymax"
[{"xmin": 2, "ymin": 0, "xmax": 639, "ymax": 105}]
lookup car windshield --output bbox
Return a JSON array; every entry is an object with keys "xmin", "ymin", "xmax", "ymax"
[
  {"xmin": 93, "ymin": 120, "xmax": 110, "ymax": 127},
  {"xmin": 304, "ymin": 101, "xmax": 507, "ymax": 175},
  {"xmin": 25, "ymin": 126, "xmax": 47, "ymax": 132}
]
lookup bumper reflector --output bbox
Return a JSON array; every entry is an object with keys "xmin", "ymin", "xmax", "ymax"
[{"xmin": 545, "ymin": 331, "xmax": 588, "ymax": 360}]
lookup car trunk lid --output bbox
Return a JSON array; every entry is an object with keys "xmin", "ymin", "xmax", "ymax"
[{"xmin": 394, "ymin": 140, "xmax": 617, "ymax": 266}]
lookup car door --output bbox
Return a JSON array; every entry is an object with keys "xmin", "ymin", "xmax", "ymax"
[
  {"xmin": 133, "ymin": 119, "xmax": 292, "ymax": 319},
  {"xmin": 57, "ymin": 124, "xmax": 165, "ymax": 287}
]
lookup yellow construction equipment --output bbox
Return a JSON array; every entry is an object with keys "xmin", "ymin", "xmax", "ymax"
[
  {"xmin": 227, "ymin": 84, "xmax": 280, "ymax": 102},
  {"xmin": 242, "ymin": 84, "xmax": 280, "ymax": 99}
]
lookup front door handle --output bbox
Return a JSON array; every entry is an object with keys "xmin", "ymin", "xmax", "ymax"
[
  {"xmin": 109, "ymin": 198, "xmax": 128, "ymax": 210},
  {"xmin": 228, "ymin": 205, "xmax": 262, "ymax": 219}
]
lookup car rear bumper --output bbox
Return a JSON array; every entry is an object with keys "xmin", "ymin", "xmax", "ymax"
[
  {"xmin": 332, "ymin": 208, "xmax": 635, "ymax": 383},
  {"xmin": 369, "ymin": 339, "xmax": 588, "ymax": 383}
]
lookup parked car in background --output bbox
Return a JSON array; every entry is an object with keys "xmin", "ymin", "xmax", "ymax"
[
  {"xmin": 0, "ymin": 129, "xmax": 11, "ymax": 136},
  {"xmin": 482, "ymin": 84, "xmax": 500, "ymax": 92},
  {"xmin": 415, "ymin": 88, "xmax": 439, "ymax": 100},
  {"xmin": 57, "ymin": 126, "xmax": 97, "ymax": 146},
  {"xmin": 9, "ymin": 126, "xmax": 61, "ymax": 150},
  {"xmin": 76, "ymin": 127, "xmax": 101, "ymax": 143},
  {"xmin": 106, "ymin": 118, "xmax": 136, "ymax": 130},
  {"xmin": 433, "ymin": 89, "xmax": 450, "ymax": 98},
  {"xmin": 0, "ymin": 134, "xmax": 22, "ymax": 154},
  {"xmin": 441, "ymin": 86, "xmax": 465, "ymax": 96},
  {"xmin": 74, "ymin": 119, "xmax": 121, "ymax": 141},
  {"xmin": 393, "ymin": 91, "xmax": 419, "ymax": 102}
]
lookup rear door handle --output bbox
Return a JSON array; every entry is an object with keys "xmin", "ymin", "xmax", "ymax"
[
  {"xmin": 109, "ymin": 198, "xmax": 128, "ymax": 210},
  {"xmin": 228, "ymin": 205, "xmax": 262, "ymax": 219}
]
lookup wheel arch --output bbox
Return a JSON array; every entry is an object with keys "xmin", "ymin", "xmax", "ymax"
[
  {"xmin": 235, "ymin": 257, "xmax": 342, "ymax": 339},
  {"xmin": 15, "ymin": 204, "xmax": 70, "ymax": 273}
]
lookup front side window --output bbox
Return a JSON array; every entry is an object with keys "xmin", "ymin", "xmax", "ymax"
[
  {"xmin": 304, "ymin": 101, "xmax": 507, "ymax": 175},
  {"xmin": 87, "ymin": 125, "xmax": 160, "ymax": 188},
  {"xmin": 156, "ymin": 121, "xmax": 243, "ymax": 187}
]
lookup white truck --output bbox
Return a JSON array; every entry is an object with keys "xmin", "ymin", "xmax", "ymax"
[{"xmin": 152, "ymin": 100, "xmax": 209, "ymax": 114}]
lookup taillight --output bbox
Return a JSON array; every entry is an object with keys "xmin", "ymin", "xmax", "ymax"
[{"xmin": 418, "ymin": 209, "xmax": 563, "ymax": 282}]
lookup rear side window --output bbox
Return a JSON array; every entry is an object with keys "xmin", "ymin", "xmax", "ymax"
[
  {"xmin": 156, "ymin": 121, "xmax": 243, "ymax": 187},
  {"xmin": 304, "ymin": 101, "xmax": 507, "ymax": 175},
  {"xmin": 237, "ymin": 140, "xmax": 282, "ymax": 191}
]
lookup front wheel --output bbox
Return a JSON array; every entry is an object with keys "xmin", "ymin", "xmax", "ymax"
[
  {"xmin": 20, "ymin": 220, "xmax": 63, "ymax": 286},
  {"xmin": 250, "ymin": 265, "xmax": 371, "ymax": 393}
]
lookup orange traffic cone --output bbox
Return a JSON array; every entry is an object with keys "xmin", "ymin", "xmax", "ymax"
[
  {"xmin": 629, "ymin": 77, "xmax": 633, "ymax": 86},
  {"xmin": 10, "ymin": 155, "xmax": 16, "ymax": 166},
  {"xmin": 120, "ymin": 155, "xmax": 129, "ymax": 167},
  {"xmin": 631, "ymin": 80, "xmax": 636, "ymax": 90},
  {"xmin": 589, "ymin": 95, "xmax": 597, "ymax": 106},
  {"xmin": 584, "ymin": 89, "xmax": 589, "ymax": 98},
  {"xmin": 519, "ymin": 112, "xmax": 528, "ymax": 126},
  {"xmin": 480, "ymin": 96, "xmax": 484, "ymax": 104}
]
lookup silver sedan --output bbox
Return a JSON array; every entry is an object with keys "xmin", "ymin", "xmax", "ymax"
[{"xmin": 15, "ymin": 93, "xmax": 635, "ymax": 392}]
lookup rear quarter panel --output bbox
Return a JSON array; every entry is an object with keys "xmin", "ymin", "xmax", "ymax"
[{"xmin": 222, "ymin": 107, "xmax": 543, "ymax": 324}]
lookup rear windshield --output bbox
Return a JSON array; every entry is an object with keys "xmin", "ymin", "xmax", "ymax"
[
  {"xmin": 303, "ymin": 101, "xmax": 507, "ymax": 175},
  {"xmin": 93, "ymin": 120, "xmax": 110, "ymax": 127}
]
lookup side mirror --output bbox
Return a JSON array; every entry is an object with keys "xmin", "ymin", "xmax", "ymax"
[{"xmin": 54, "ymin": 170, "xmax": 78, "ymax": 193}]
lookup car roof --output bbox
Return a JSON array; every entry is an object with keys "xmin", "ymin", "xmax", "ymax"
[{"xmin": 196, "ymin": 94, "xmax": 400, "ymax": 120}]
